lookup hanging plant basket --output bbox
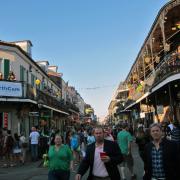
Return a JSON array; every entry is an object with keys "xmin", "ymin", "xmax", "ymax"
[
  {"xmin": 150, "ymin": 64, "xmax": 154, "ymax": 70},
  {"xmin": 164, "ymin": 43, "xmax": 170, "ymax": 52},
  {"xmin": 133, "ymin": 73, "xmax": 138, "ymax": 80},
  {"xmin": 155, "ymin": 56, "xmax": 160, "ymax": 63}
]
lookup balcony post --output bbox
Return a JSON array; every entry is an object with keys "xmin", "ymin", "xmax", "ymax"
[{"xmin": 168, "ymin": 84, "xmax": 174, "ymax": 120}]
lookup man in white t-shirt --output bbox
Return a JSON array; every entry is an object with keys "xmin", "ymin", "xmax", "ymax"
[{"xmin": 29, "ymin": 127, "xmax": 40, "ymax": 161}]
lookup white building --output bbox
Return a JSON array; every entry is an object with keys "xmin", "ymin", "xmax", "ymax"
[{"xmin": 0, "ymin": 40, "xmax": 69, "ymax": 136}]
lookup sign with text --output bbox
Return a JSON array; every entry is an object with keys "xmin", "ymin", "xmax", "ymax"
[
  {"xmin": 0, "ymin": 81, "xmax": 22, "ymax": 97},
  {"xmin": 3, "ymin": 112, "xmax": 8, "ymax": 128},
  {"xmin": 29, "ymin": 112, "xmax": 39, "ymax": 117}
]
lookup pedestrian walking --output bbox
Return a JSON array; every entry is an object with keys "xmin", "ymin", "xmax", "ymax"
[
  {"xmin": 117, "ymin": 123, "xmax": 136, "ymax": 180},
  {"xmin": 3, "ymin": 130, "xmax": 14, "ymax": 167},
  {"xmin": 48, "ymin": 134, "xmax": 73, "ymax": 180},
  {"xmin": 75, "ymin": 126, "xmax": 123, "ymax": 180},
  {"xmin": 29, "ymin": 126, "xmax": 40, "ymax": 161},
  {"xmin": 19, "ymin": 132, "xmax": 28, "ymax": 164},
  {"xmin": 104, "ymin": 128, "xmax": 114, "ymax": 141},
  {"xmin": 70, "ymin": 131, "xmax": 80, "ymax": 164},
  {"xmin": 143, "ymin": 123, "xmax": 180, "ymax": 180},
  {"xmin": 65, "ymin": 130, "xmax": 72, "ymax": 147},
  {"xmin": 135, "ymin": 127, "xmax": 150, "ymax": 161},
  {"xmin": 87, "ymin": 131, "xmax": 95, "ymax": 145},
  {"xmin": 12, "ymin": 133, "xmax": 21, "ymax": 165},
  {"xmin": 170, "ymin": 121, "xmax": 180, "ymax": 144},
  {"xmin": 0, "ymin": 129, "xmax": 4, "ymax": 159}
]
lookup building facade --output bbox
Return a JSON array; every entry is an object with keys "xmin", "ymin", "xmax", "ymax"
[
  {"xmin": 109, "ymin": 0, "xmax": 180, "ymax": 127},
  {"xmin": 0, "ymin": 40, "xmax": 86, "ymax": 136}
]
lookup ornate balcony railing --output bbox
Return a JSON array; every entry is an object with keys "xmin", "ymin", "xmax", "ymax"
[{"xmin": 152, "ymin": 52, "xmax": 180, "ymax": 87}]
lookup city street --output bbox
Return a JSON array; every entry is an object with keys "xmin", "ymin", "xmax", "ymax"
[{"xmin": 0, "ymin": 143, "xmax": 144, "ymax": 180}]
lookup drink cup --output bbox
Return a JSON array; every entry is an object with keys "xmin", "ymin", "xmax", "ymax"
[{"xmin": 100, "ymin": 152, "xmax": 107, "ymax": 158}]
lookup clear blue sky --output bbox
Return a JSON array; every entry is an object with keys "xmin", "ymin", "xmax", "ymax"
[{"xmin": 1, "ymin": 0, "xmax": 169, "ymax": 119}]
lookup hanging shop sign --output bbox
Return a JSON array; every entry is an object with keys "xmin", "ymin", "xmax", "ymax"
[
  {"xmin": 29, "ymin": 112, "xmax": 39, "ymax": 117},
  {"xmin": 157, "ymin": 105, "xmax": 164, "ymax": 114},
  {"xmin": 0, "ymin": 81, "xmax": 22, "ymax": 97},
  {"xmin": 3, "ymin": 112, "xmax": 8, "ymax": 129}
]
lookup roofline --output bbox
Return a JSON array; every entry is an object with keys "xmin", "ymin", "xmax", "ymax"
[
  {"xmin": 36, "ymin": 60, "xmax": 50, "ymax": 65},
  {"xmin": 125, "ymin": 0, "xmax": 179, "ymax": 81},
  {"xmin": 48, "ymin": 65, "xmax": 58, "ymax": 67},
  {"xmin": 0, "ymin": 41, "xmax": 61, "ymax": 88},
  {"xmin": 9, "ymin": 40, "xmax": 33, "ymax": 46}
]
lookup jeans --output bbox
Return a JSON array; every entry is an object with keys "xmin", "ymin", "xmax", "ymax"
[
  {"xmin": 48, "ymin": 169, "xmax": 70, "ymax": 180},
  {"xmin": 31, "ymin": 144, "xmax": 38, "ymax": 161}
]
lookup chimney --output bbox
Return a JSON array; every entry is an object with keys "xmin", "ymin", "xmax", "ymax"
[{"xmin": 12, "ymin": 40, "xmax": 33, "ymax": 57}]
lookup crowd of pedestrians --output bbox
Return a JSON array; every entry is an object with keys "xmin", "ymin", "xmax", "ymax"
[
  {"xmin": 0, "ymin": 129, "xmax": 28, "ymax": 167},
  {"xmin": 0, "ymin": 118, "xmax": 180, "ymax": 180}
]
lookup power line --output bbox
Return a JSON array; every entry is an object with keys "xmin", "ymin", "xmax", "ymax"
[{"xmin": 78, "ymin": 84, "xmax": 116, "ymax": 90}]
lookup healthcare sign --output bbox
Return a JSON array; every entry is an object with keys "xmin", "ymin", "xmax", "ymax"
[{"xmin": 0, "ymin": 81, "xmax": 22, "ymax": 97}]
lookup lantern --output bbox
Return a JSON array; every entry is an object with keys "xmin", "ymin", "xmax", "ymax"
[
  {"xmin": 155, "ymin": 56, "xmax": 160, "ymax": 63},
  {"xmin": 150, "ymin": 64, "xmax": 154, "ymax": 70},
  {"xmin": 164, "ymin": 43, "xmax": 170, "ymax": 52},
  {"xmin": 35, "ymin": 79, "xmax": 41, "ymax": 85},
  {"xmin": 144, "ymin": 56, "xmax": 151, "ymax": 64},
  {"xmin": 133, "ymin": 73, "xmax": 138, "ymax": 81}
]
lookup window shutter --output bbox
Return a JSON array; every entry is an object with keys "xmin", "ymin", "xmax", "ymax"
[
  {"xmin": 4, "ymin": 59, "xmax": 10, "ymax": 80},
  {"xmin": 31, "ymin": 74, "xmax": 35, "ymax": 87},
  {"xmin": 20, "ymin": 65, "xmax": 24, "ymax": 81}
]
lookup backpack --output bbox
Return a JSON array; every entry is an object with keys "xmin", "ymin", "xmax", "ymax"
[
  {"xmin": 87, "ymin": 135, "xmax": 95, "ymax": 145},
  {"xmin": 71, "ymin": 136, "xmax": 79, "ymax": 150}
]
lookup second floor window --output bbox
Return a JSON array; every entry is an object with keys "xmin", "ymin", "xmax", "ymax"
[{"xmin": 4, "ymin": 59, "xmax": 10, "ymax": 80}]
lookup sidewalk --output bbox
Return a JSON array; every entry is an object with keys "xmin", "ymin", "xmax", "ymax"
[{"xmin": 0, "ymin": 150, "xmax": 43, "ymax": 169}]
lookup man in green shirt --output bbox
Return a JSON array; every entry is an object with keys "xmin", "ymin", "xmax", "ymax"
[{"xmin": 117, "ymin": 123, "xmax": 136, "ymax": 180}]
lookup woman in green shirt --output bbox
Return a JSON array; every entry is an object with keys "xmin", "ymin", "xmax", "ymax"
[{"xmin": 48, "ymin": 135, "xmax": 73, "ymax": 180}]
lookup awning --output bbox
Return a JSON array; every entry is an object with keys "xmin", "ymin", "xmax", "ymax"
[
  {"xmin": 42, "ymin": 104, "xmax": 69, "ymax": 115},
  {"xmin": 125, "ymin": 92, "xmax": 150, "ymax": 110},
  {"xmin": 136, "ymin": 92, "xmax": 150, "ymax": 103},
  {"xmin": 0, "ymin": 98, "xmax": 37, "ymax": 104},
  {"xmin": 69, "ymin": 109, "xmax": 79, "ymax": 115},
  {"xmin": 118, "ymin": 109, "xmax": 132, "ymax": 113},
  {"xmin": 124, "ymin": 101, "xmax": 137, "ymax": 110},
  {"xmin": 151, "ymin": 74, "xmax": 180, "ymax": 93}
]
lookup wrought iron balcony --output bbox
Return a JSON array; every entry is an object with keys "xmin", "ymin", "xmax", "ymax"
[{"xmin": 152, "ymin": 52, "xmax": 180, "ymax": 87}]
